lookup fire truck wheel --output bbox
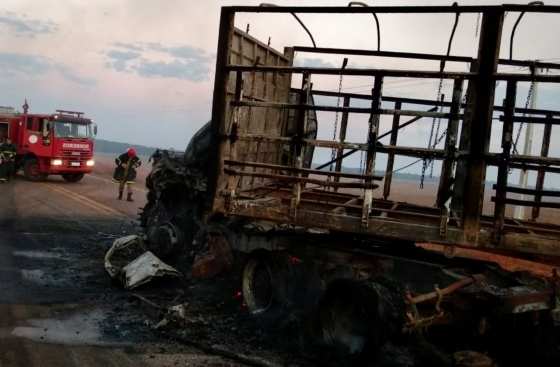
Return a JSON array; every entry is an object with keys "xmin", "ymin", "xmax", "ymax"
[
  {"xmin": 23, "ymin": 159, "xmax": 47, "ymax": 181},
  {"xmin": 62, "ymin": 173, "xmax": 84, "ymax": 183}
]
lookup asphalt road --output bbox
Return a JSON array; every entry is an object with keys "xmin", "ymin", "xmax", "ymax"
[{"xmin": 0, "ymin": 160, "xmax": 242, "ymax": 367}]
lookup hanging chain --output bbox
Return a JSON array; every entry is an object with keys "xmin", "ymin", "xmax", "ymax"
[
  {"xmin": 421, "ymin": 78, "xmax": 444, "ymax": 188},
  {"xmin": 329, "ymin": 71, "xmax": 345, "ymax": 172},
  {"xmin": 512, "ymin": 78, "xmax": 535, "ymax": 156}
]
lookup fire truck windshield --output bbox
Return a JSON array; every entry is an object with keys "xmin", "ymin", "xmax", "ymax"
[{"xmin": 54, "ymin": 121, "xmax": 92, "ymax": 138}]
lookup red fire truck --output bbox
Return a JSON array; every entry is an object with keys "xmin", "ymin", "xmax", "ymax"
[{"xmin": 0, "ymin": 106, "xmax": 97, "ymax": 182}]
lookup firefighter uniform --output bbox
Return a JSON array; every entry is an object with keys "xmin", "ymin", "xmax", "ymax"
[
  {"xmin": 113, "ymin": 148, "xmax": 141, "ymax": 201},
  {"xmin": 0, "ymin": 140, "xmax": 16, "ymax": 183}
]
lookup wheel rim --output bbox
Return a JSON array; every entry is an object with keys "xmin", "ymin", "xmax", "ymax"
[
  {"xmin": 29, "ymin": 162, "xmax": 39, "ymax": 177},
  {"xmin": 243, "ymin": 257, "xmax": 274, "ymax": 314}
]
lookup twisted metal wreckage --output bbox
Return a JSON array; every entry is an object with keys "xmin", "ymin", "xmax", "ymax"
[{"xmin": 107, "ymin": 3, "xmax": 560, "ymax": 364}]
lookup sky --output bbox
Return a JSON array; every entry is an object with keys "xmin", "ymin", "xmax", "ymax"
[{"xmin": 2, "ymin": 0, "xmax": 560, "ymax": 185}]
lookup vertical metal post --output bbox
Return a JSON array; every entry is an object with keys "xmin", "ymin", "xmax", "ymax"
[
  {"xmin": 207, "ymin": 8, "xmax": 235, "ymax": 213},
  {"xmin": 494, "ymin": 81, "xmax": 517, "ymax": 242},
  {"xmin": 461, "ymin": 10, "xmax": 504, "ymax": 244},
  {"xmin": 451, "ymin": 61, "xmax": 477, "ymax": 216},
  {"xmin": 532, "ymin": 114, "xmax": 552, "ymax": 220},
  {"xmin": 383, "ymin": 101, "xmax": 401, "ymax": 200},
  {"xmin": 514, "ymin": 68, "xmax": 540, "ymax": 219},
  {"xmin": 436, "ymin": 79, "xmax": 463, "ymax": 209},
  {"xmin": 333, "ymin": 96, "xmax": 350, "ymax": 191},
  {"xmin": 362, "ymin": 76, "xmax": 383, "ymax": 226},
  {"xmin": 291, "ymin": 72, "xmax": 311, "ymax": 216}
]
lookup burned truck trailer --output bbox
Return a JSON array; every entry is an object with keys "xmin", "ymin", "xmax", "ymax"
[{"xmin": 141, "ymin": 4, "xmax": 560, "ymax": 363}]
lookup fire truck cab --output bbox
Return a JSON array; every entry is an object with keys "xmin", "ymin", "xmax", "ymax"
[{"xmin": 0, "ymin": 108, "xmax": 97, "ymax": 182}]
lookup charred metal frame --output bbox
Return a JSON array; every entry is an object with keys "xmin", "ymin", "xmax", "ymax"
[{"xmin": 208, "ymin": 5, "xmax": 560, "ymax": 262}]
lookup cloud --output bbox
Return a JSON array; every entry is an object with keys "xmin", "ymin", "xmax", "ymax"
[
  {"xmin": 0, "ymin": 52, "xmax": 95, "ymax": 86},
  {"xmin": 105, "ymin": 42, "xmax": 212, "ymax": 81},
  {"xmin": 295, "ymin": 57, "xmax": 335, "ymax": 68},
  {"xmin": 0, "ymin": 11, "xmax": 58, "ymax": 37},
  {"xmin": 112, "ymin": 42, "xmax": 144, "ymax": 52},
  {"xmin": 134, "ymin": 59, "xmax": 210, "ymax": 81},
  {"xmin": 106, "ymin": 49, "xmax": 142, "ymax": 72}
]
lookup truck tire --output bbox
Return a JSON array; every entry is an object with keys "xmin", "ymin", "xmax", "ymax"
[
  {"xmin": 242, "ymin": 251, "xmax": 296, "ymax": 325},
  {"xmin": 23, "ymin": 159, "xmax": 47, "ymax": 181},
  {"xmin": 62, "ymin": 173, "xmax": 84, "ymax": 183},
  {"xmin": 310, "ymin": 279, "xmax": 382, "ymax": 359}
]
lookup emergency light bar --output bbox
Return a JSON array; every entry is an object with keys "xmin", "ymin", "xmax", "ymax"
[{"xmin": 55, "ymin": 109, "xmax": 84, "ymax": 118}]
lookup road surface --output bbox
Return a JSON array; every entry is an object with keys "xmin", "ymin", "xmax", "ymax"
[{"xmin": 0, "ymin": 157, "xmax": 242, "ymax": 367}]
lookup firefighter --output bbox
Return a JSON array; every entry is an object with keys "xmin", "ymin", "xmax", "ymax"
[
  {"xmin": 113, "ymin": 147, "xmax": 141, "ymax": 201},
  {"xmin": 0, "ymin": 133, "xmax": 16, "ymax": 183}
]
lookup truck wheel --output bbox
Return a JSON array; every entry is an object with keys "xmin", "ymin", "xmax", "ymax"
[
  {"xmin": 242, "ymin": 251, "xmax": 295, "ymax": 324},
  {"xmin": 310, "ymin": 279, "xmax": 382, "ymax": 359},
  {"xmin": 23, "ymin": 159, "xmax": 47, "ymax": 181},
  {"xmin": 62, "ymin": 173, "xmax": 84, "ymax": 183}
]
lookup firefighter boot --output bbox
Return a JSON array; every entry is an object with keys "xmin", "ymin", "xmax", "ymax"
[
  {"xmin": 127, "ymin": 192, "xmax": 134, "ymax": 202},
  {"xmin": 118, "ymin": 190, "xmax": 123, "ymax": 200}
]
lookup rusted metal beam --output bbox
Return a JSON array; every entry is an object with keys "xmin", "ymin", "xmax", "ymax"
[
  {"xmin": 499, "ymin": 115, "xmax": 560, "ymax": 125},
  {"xmin": 533, "ymin": 116, "xmax": 553, "ymax": 220},
  {"xmin": 407, "ymin": 275, "xmax": 483, "ymax": 304},
  {"xmin": 293, "ymin": 46, "xmax": 473, "ymax": 63},
  {"xmin": 495, "ymin": 73, "xmax": 560, "ymax": 83},
  {"xmin": 486, "ymin": 153, "xmax": 560, "ymax": 167},
  {"xmin": 491, "ymin": 184, "xmax": 560, "ymax": 198},
  {"xmin": 494, "ymin": 81, "xmax": 517, "ymax": 243},
  {"xmin": 224, "ymin": 160, "xmax": 383, "ymax": 180},
  {"xmin": 461, "ymin": 10, "xmax": 504, "ymax": 244},
  {"xmin": 491, "ymin": 197, "xmax": 560, "ymax": 209},
  {"xmin": 436, "ymin": 79, "xmax": 463, "ymax": 209},
  {"xmin": 507, "ymin": 163, "xmax": 560, "ymax": 174},
  {"xmin": 231, "ymin": 100, "xmax": 455, "ymax": 119},
  {"xmin": 417, "ymin": 243, "xmax": 560, "ymax": 278},
  {"xmin": 383, "ymin": 101, "xmax": 401, "ymax": 200},
  {"xmin": 362, "ymin": 77, "xmax": 383, "ymax": 226},
  {"xmin": 226, "ymin": 64, "xmax": 474, "ymax": 79},
  {"xmin": 293, "ymin": 46, "xmax": 560, "ymax": 71},
  {"xmin": 227, "ymin": 5, "xmax": 560, "ymax": 14},
  {"xmin": 236, "ymin": 134, "xmax": 446, "ymax": 159},
  {"xmin": 224, "ymin": 169, "xmax": 378, "ymax": 189}
]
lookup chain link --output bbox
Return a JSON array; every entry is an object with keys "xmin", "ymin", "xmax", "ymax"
[
  {"xmin": 512, "ymin": 79, "xmax": 535, "ymax": 156},
  {"xmin": 421, "ymin": 78, "xmax": 444, "ymax": 188},
  {"xmin": 329, "ymin": 72, "xmax": 345, "ymax": 173}
]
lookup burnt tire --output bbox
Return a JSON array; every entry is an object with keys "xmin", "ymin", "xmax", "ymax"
[
  {"xmin": 310, "ymin": 279, "xmax": 382, "ymax": 359},
  {"xmin": 242, "ymin": 251, "xmax": 295, "ymax": 325},
  {"xmin": 62, "ymin": 173, "xmax": 84, "ymax": 183},
  {"xmin": 23, "ymin": 159, "xmax": 47, "ymax": 181}
]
